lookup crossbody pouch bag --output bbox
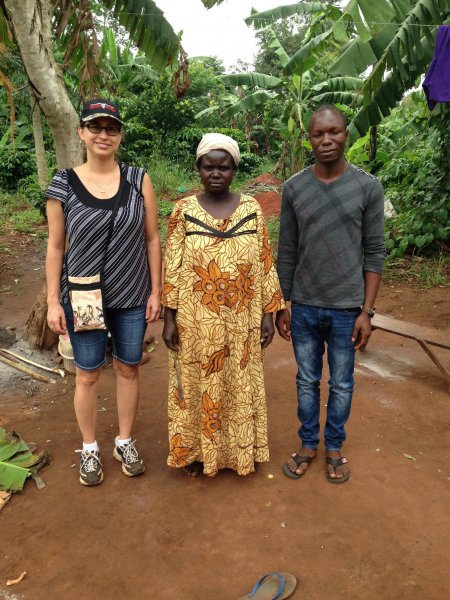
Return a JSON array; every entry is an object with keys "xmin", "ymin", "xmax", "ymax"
[{"xmin": 66, "ymin": 168, "xmax": 127, "ymax": 332}]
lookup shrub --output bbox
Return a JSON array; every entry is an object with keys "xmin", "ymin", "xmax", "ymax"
[
  {"xmin": 238, "ymin": 152, "xmax": 265, "ymax": 174},
  {"xmin": 17, "ymin": 176, "xmax": 47, "ymax": 215},
  {"xmin": 0, "ymin": 149, "xmax": 36, "ymax": 190}
]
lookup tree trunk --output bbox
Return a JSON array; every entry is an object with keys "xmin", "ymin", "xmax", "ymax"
[
  {"xmin": 23, "ymin": 281, "xmax": 58, "ymax": 350},
  {"xmin": 3, "ymin": 0, "xmax": 83, "ymax": 169},
  {"xmin": 3, "ymin": 0, "xmax": 84, "ymax": 349},
  {"xmin": 29, "ymin": 87, "xmax": 48, "ymax": 188}
]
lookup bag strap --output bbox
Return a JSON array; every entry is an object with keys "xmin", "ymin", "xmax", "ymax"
[
  {"xmin": 100, "ymin": 165, "xmax": 127, "ymax": 272},
  {"xmin": 65, "ymin": 164, "xmax": 128, "ymax": 277}
]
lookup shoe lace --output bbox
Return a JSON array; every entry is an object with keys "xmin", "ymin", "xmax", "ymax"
[
  {"xmin": 77, "ymin": 450, "xmax": 102, "ymax": 473},
  {"xmin": 121, "ymin": 440, "xmax": 139, "ymax": 464}
]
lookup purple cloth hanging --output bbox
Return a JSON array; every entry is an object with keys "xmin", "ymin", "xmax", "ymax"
[{"xmin": 422, "ymin": 25, "xmax": 450, "ymax": 110}]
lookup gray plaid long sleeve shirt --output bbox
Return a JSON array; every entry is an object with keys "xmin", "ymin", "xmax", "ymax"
[{"xmin": 277, "ymin": 164, "xmax": 386, "ymax": 308}]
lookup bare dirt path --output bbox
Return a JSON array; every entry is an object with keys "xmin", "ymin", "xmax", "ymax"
[{"xmin": 1, "ymin": 237, "xmax": 449, "ymax": 600}]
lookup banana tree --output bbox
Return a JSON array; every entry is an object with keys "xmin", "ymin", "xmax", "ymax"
[
  {"xmin": 218, "ymin": 21, "xmax": 326, "ymax": 176},
  {"xmin": 243, "ymin": 0, "xmax": 450, "ymax": 142}
]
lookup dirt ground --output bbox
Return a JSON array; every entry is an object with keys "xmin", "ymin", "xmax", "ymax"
[{"xmin": 1, "ymin": 234, "xmax": 449, "ymax": 600}]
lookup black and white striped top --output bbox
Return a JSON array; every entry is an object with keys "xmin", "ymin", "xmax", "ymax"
[{"xmin": 46, "ymin": 164, "xmax": 151, "ymax": 308}]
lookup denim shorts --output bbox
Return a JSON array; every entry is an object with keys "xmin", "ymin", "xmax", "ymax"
[{"xmin": 63, "ymin": 304, "xmax": 146, "ymax": 371}]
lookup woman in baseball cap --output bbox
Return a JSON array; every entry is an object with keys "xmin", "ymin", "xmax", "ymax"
[{"xmin": 45, "ymin": 98, "xmax": 162, "ymax": 487}]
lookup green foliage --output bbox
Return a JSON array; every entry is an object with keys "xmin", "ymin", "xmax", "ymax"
[
  {"xmin": 178, "ymin": 126, "xmax": 248, "ymax": 154},
  {"xmin": 0, "ymin": 148, "xmax": 36, "ymax": 190},
  {"xmin": 238, "ymin": 152, "xmax": 265, "ymax": 174},
  {"xmin": 17, "ymin": 176, "xmax": 46, "ymax": 215},
  {"xmin": 379, "ymin": 108, "xmax": 449, "ymax": 257},
  {"xmin": 157, "ymin": 199, "xmax": 175, "ymax": 218},
  {"xmin": 147, "ymin": 156, "xmax": 197, "ymax": 201}
]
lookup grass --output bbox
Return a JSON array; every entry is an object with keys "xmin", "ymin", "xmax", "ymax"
[
  {"xmin": 384, "ymin": 253, "xmax": 450, "ymax": 288},
  {"xmin": 266, "ymin": 216, "xmax": 280, "ymax": 259},
  {"xmin": 147, "ymin": 157, "xmax": 197, "ymax": 201},
  {"xmin": 0, "ymin": 191, "xmax": 46, "ymax": 235}
]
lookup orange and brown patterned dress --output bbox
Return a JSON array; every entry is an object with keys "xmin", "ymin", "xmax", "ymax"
[{"xmin": 163, "ymin": 195, "xmax": 285, "ymax": 476}]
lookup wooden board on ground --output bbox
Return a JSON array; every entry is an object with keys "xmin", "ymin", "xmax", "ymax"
[{"xmin": 372, "ymin": 313, "xmax": 450, "ymax": 392}]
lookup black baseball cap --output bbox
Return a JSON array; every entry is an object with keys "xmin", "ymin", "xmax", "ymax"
[{"xmin": 80, "ymin": 98, "xmax": 123, "ymax": 125}]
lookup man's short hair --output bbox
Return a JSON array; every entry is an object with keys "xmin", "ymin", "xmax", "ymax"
[{"xmin": 308, "ymin": 105, "xmax": 347, "ymax": 132}]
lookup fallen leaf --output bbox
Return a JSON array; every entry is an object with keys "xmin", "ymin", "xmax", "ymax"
[
  {"xmin": 0, "ymin": 491, "xmax": 12, "ymax": 512},
  {"xmin": 6, "ymin": 571, "xmax": 26, "ymax": 586},
  {"xmin": 402, "ymin": 453, "xmax": 417, "ymax": 461}
]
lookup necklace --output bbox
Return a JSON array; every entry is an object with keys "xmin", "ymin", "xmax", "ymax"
[{"xmin": 84, "ymin": 164, "xmax": 118, "ymax": 196}]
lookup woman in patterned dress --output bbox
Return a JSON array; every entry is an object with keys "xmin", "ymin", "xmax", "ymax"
[
  {"xmin": 162, "ymin": 133, "xmax": 285, "ymax": 477},
  {"xmin": 46, "ymin": 98, "xmax": 161, "ymax": 486}
]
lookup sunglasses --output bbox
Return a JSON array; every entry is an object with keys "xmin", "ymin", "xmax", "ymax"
[{"xmin": 85, "ymin": 122, "xmax": 122, "ymax": 136}]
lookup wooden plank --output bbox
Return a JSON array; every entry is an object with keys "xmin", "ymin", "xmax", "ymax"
[
  {"xmin": 372, "ymin": 314, "xmax": 450, "ymax": 350},
  {"xmin": 416, "ymin": 339, "xmax": 450, "ymax": 385}
]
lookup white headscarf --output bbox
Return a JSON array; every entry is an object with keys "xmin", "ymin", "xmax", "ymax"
[{"xmin": 196, "ymin": 133, "xmax": 241, "ymax": 166}]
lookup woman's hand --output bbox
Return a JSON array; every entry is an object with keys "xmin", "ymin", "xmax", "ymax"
[
  {"xmin": 146, "ymin": 291, "xmax": 161, "ymax": 323},
  {"xmin": 260, "ymin": 313, "xmax": 275, "ymax": 349},
  {"xmin": 275, "ymin": 308, "xmax": 291, "ymax": 341},
  {"xmin": 162, "ymin": 307, "xmax": 179, "ymax": 351},
  {"xmin": 47, "ymin": 302, "xmax": 67, "ymax": 335}
]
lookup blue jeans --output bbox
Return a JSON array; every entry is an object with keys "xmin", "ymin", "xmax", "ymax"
[
  {"xmin": 291, "ymin": 303, "xmax": 360, "ymax": 451},
  {"xmin": 63, "ymin": 304, "xmax": 146, "ymax": 370}
]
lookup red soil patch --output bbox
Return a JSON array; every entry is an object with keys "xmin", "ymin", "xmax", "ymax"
[
  {"xmin": 249, "ymin": 173, "xmax": 283, "ymax": 186},
  {"xmin": 246, "ymin": 172, "xmax": 283, "ymax": 217},
  {"xmin": 254, "ymin": 190, "xmax": 281, "ymax": 217}
]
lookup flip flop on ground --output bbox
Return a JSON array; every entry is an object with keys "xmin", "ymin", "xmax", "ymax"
[
  {"xmin": 237, "ymin": 572, "xmax": 297, "ymax": 600},
  {"xmin": 282, "ymin": 453, "xmax": 314, "ymax": 479},
  {"xmin": 326, "ymin": 456, "xmax": 350, "ymax": 484}
]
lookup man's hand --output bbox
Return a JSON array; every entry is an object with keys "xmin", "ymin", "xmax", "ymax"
[
  {"xmin": 275, "ymin": 308, "xmax": 291, "ymax": 341},
  {"xmin": 352, "ymin": 313, "xmax": 372, "ymax": 350}
]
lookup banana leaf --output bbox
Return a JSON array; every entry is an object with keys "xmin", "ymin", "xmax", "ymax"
[
  {"xmin": 244, "ymin": 2, "xmax": 330, "ymax": 29},
  {"xmin": 0, "ymin": 429, "xmax": 49, "ymax": 492},
  {"xmin": 222, "ymin": 73, "xmax": 282, "ymax": 89},
  {"xmin": 99, "ymin": 0, "xmax": 180, "ymax": 70},
  {"xmin": 222, "ymin": 91, "xmax": 279, "ymax": 119}
]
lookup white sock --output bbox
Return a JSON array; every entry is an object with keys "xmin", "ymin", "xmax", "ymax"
[
  {"xmin": 116, "ymin": 436, "xmax": 131, "ymax": 447},
  {"xmin": 83, "ymin": 441, "xmax": 99, "ymax": 452}
]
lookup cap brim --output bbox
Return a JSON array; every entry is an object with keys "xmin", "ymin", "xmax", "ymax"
[{"xmin": 81, "ymin": 112, "xmax": 123, "ymax": 125}]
